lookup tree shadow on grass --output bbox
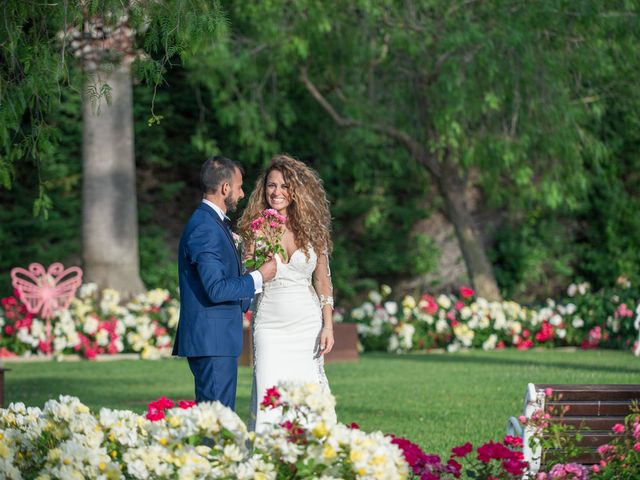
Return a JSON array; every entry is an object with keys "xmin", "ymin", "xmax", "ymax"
[{"xmin": 363, "ymin": 351, "xmax": 640, "ymax": 375}]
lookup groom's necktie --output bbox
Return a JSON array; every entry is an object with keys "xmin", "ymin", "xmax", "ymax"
[{"xmin": 223, "ymin": 216, "xmax": 232, "ymax": 233}]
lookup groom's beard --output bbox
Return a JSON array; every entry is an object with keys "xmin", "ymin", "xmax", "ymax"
[{"xmin": 224, "ymin": 194, "xmax": 239, "ymax": 213}]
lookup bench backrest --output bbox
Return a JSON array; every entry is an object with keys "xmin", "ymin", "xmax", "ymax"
[{"xmin": 534, "ymin": 383, "xmax": 640, "ymax": 465}]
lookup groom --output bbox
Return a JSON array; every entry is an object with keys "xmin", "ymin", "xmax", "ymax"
[{"xmin": 172, "ymin": 155, "xmax": 277, "ymax": 409}]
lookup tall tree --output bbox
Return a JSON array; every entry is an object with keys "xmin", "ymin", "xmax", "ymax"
[
  {"xmin": 1, "ymin": 0, "xmax": 226, "ymax": 295},
  {"xmin": 192, "ymin": 0, "xmax": 637, "ymax": 300}
]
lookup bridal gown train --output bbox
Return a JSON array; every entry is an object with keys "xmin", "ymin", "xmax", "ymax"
[{"xmin": 251, "ymin": 246, "xmax": 335, "ymax": 432}]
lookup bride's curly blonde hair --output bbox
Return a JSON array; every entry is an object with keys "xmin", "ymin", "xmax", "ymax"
[{"xmin": 238, "ymin": 154, "xmax": 332, "ymax": 256}]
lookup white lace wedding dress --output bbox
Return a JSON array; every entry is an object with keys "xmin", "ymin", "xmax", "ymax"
[{"xmin": 250, "ymin": 246, "xmax": 335, "ymax": 432}]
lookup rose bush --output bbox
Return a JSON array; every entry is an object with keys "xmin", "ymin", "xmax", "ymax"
[
  {"xmin": 344, "ymin": 281, "xmax": 640, "ymax": 355},
  {"xmin": 0, "ymin": 284, "xmax": 178, "ymax": 360}
]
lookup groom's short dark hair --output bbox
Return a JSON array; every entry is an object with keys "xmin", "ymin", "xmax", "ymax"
[{"xmin": 200, "ymin": 155, "xmax": 243, "ymax": 194}]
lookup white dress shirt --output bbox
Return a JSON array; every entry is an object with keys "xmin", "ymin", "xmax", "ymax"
[{"xmin": 201, "ymin": 199, "xmax": 263, "ymax": 293}]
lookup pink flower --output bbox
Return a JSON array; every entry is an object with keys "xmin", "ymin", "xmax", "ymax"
[
  {"xmin": 250, "ymin": 217, "xmax": 265, "ymax": 231},
  {"xmin": 544, "ymin": 387, "xmax": 553, "ymax": 397},
  {"xmin": 536, "ymin": 473, "xmax": 548, "ymax": 480},
  {"xmin": 612, "ymin": 423, "xmax": 625, "ymax": 434},
  {"xmin": 633, "ymin": 443, "xmax": 640, "ymax": 452},
  {"xmin": 420, "ymin": 294, "xmax": 438, "ymax": 315},
  {"xmin": 519, "ymin": 415, "xmax": 527, "ymax": 424},
  {"xmin": 591, "ymin": 465, "xmax": 600, "ymax": 473},
  {"xmin": 459, "ymin": 286, "xmax": 475, "ymax": 298},
  {"xmin": 455, "ymin": 300, "xmax": 464, "ymax": 311}
]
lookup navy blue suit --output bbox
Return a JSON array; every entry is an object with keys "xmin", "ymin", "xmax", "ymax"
[{"xmin": 172, "ymin": 203, "xmax": 254, "ymax": 409}]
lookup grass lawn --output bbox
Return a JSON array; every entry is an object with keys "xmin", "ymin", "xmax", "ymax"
[{"xmin": 4, "ymin": 349, "xmax": 639, "ymax": 455}]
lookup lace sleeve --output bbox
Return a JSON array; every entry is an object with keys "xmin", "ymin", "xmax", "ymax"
[{"xmin": 313, "ymin": 250, "xmax": 334, "ymax": 310}]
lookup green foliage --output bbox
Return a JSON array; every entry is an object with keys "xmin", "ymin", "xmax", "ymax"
[{"xmin": 0, "ymin": 0, "xmax": 227, "ymax": 216}]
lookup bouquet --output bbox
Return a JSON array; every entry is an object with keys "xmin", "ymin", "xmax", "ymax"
[{"xmin": 245, "ymin": 208, "xmax": 287, "ymax": 269}]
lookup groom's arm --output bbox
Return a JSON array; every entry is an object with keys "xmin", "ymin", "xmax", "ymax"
[{"xmin": 187, "ymin": 224, "xmax": 258, "ymax": 303}]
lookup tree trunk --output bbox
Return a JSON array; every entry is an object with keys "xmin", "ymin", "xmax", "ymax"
[
  {"xmin": 82, "ymin": 63, "xmax": 145, "ymax": 297},
  {"xmin": 435, "ymin": 165, "xmax": 502, "ymax": 301}
]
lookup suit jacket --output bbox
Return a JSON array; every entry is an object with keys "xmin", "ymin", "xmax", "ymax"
[{"xmin": 172, "ymin": 203, "xmax": 254, "ymax": 357}]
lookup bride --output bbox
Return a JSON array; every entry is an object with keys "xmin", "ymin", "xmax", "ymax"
[{"xmin": 238, "ymin": 154, "xmax": 335, "ymax": 431}]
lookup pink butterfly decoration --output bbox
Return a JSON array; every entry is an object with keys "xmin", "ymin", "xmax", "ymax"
[{"xmin": 10, "ymin": 262, "xmax": 83, "ymax": 354}]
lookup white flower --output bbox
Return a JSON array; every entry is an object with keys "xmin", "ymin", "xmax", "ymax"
[
  {"xmin": 368, "ymin": 290, "xmax": 382, "ymax": 305},
  {"xmin": 567, "ymin": 284, "xmax": 577, "ymax": 296},
  {"xmin": 437, "ymin": 294, "xmax": 451, "ymax": 309},
  {"xmin": 384, "ymin": 302, "xmax": 398, "ymax": 316},
  {"xmin": 549, "ymin": 314, "xmax": 563, "ymax": 327},
  {"xmin": 482, "ymin": 334, "xmax": 498, "ymax": 351},
  {"xmin": 572, "ymin": 318, "xmax": 584, "ymax": 328}
]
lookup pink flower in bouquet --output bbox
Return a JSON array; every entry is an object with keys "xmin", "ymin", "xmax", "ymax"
[
  {"xmin": 455, "ymin": 300, "xmax": 464, "ymax": 311},
  {"xmin": 545, "ymin": 387, "xmax": 554, "ymax": 397},
  {"xmin": 459, "ymin": 286, "xmax": 475, "ymax": 298},
  {"xmin": 245, "ymin": 209, "xmax": 287, "ymax": 270},
  {"xmin": 633, "ymin": 443, "xmax": 640, "ymax": 452},
  {"xmin": 178, "ymin": 400, "xmax": 196, "ymax": 409}
]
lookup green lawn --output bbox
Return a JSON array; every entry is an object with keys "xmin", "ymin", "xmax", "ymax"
[{"xmin": 4, "ymin": 350, "xmax": 639, "ymax": 455}]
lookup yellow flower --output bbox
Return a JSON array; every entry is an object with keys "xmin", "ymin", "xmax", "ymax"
[
  {"xmin": 99, "ymin": 462, "xmax": 106, "ymax": 471},
  {"xmin": 322, "ymin": 444, "xmax": 337, "ymax": 460},
  {"xmin": 159, "ymin": 437, "xmax": 168, "ymax": 446},
  {"xmin": 312, "ymin": 422, "xmax": 328, "ymax": 438},
  {"xmin": 350, "ymin": 449, "xmax": 363, "ymax": 462},
  {"xmin": 0, "ymin": 442, "xmax": 9, "ymax": 459},
  {"xmin": 167, "ymin": 416, "xmax": 181, "ymax": 428}
]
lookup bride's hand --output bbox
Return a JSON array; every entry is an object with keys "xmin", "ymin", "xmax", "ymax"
[{"xmin": 320, "ymin": 328, "xmax": 334, "ymax": 355}]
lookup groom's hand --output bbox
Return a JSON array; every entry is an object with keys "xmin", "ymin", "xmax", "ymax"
[{"xmin": 258, "ymin": 256, "xmax": 277, "ymax": 282}]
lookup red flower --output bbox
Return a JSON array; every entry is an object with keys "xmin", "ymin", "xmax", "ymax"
[
  {"xmin": 451, "ymin": 442, "xmax": 473, "ymax": 458},
  {"xmin": 446, "ymin": 459, "xmax": 462, "ymax": 478},
  {"xmin": 459, "ymin": 286, "xmax": 475, "ymax": 298},
  {"xmin": 261, "ymin": 386, "xmax": 281, "ymax": 409},
  {"xmin": 534, "ymin": 321, "xmax": 554, "ymax": 343},
  {"xmin": 477, "ymin": 441, "xmax": 512, "ymax": 463},
  {"xmin": 349, "ymin": 422, "xmax": 360, "ymax": 429},
  {"xmin": 149, "ymin": 396, "xmax": 175, "ymax": 411},
  {"xmin": 178, "ymin": 400, "xmax": 196, "ymax": 409},
  {"xmin": 146, "ymin": 409, "xmax": 165, "ymax": 421},
  {"xmin": 502, "ymin": 458, "xmax": 527, "ymax": 476},
  {"xmin": 4, "ymin": 325, "xmax": 14, "ymax": 335},
  {"xmin": 504, "ymin": 435, "xmax": 523, "ymax": 448}
]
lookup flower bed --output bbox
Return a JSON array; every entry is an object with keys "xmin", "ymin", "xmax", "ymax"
[
  {"xmin": 2, "ymin": 279, "xmax": 639, "ymax": 360},
  {"xmin": 0, "ymin": 284, "xmax": 178, "ymax": 360},
  {"xmin": 3, "ymin": 382, "xmax": 636, "ymax": 479},
  {"xmin": 340, "ymin": 282, "xmax": 640, "ymax": 355}
]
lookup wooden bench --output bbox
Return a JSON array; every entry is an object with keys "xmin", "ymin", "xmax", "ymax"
[{"xmin": 507, "ymin": 383, "xmax": 640, "ymax": 475}]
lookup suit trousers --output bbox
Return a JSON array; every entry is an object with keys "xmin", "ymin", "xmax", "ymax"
[{"xmin": 187, "ymin": 356, "xmax": 239, "ymax": 409}]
